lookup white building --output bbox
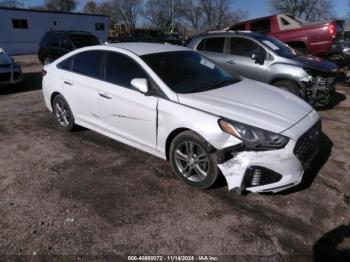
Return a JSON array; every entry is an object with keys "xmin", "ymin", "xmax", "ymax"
[{"xmin": 0, "ymin": 7, "xmax": 109, "ymax": 55}]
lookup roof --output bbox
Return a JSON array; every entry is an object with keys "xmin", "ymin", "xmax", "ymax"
[
  {"xmin": 190, "ymin": 30, "xmax": 264, "ymax": 39},
  {"xmin": 107, "ymin": 42, "xmax": 190, "ymax": 56},
  {"xmin": 0, "ymin": 6, "xmax": 107, "ymax": 17}
]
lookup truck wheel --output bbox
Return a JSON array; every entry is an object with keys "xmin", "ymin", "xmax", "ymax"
[
  {"xmin": 273, "ymin": 80, "xmax": 303, "ymax": 98},
  {"xmin": 327, "ymin": 53, "xmax": 347, "ymax": 69},
  {"xmin": 169, "ymin": 131, "xmax": 220, "ymax": 189}
]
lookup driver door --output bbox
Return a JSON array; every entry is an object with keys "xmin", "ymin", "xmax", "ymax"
[
  {"xmin": 95, "ymin": 51, "xmax": 158, "ymax": 152},
  {"xmin": 225, "ymin": 37, "xmax": 268, "ymax": 82}
]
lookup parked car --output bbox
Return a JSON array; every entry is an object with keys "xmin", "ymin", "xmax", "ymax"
[
  {"xmin": 158, "ymin": 32, "xmax": 184, "ymax": 45},
  {"xmin": 38, "ymin": 30, "xmax": 101, "ymax": 65},
  {"xmin": 42, "ymin": 43, "xmax": 321, "ymax": 193},
  {"xmin": 109, "ymin": 30, "xmax": 184, "ymax": 45},
  {"xmin": 228, "ymin": 13, "xmax": 347, "ymax": 68},
  {"xmin": 186, "ymin": 31, "xmax": 338, "ymax": 107},
  {"xmin": 0, "ymin": 47, "xmax": 22, "ymax": 85}
]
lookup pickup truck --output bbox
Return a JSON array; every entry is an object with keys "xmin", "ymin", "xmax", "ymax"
[{"xmin": 228, "ymin": 13, "xmax": 347, "ymax": 68}]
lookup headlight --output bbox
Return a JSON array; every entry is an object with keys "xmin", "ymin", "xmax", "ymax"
[{"xmin": 218, "ymin": 118, "xmax": 289, "ymax": 150}]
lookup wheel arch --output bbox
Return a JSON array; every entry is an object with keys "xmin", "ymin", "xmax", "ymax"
[
  {"xmin": 165, "ymin": 128, "xmax": 191, "ymax": 160},
  {"xmin": 270, "ymin": 77, "xmax": 306, "ymax": 98},
  {"xmin": 50, "ymin": 91, "xmax": 61, "ymax": 107}
]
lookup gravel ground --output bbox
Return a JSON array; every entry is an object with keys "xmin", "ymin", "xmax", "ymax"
[{"xmin": 0, "ymin": 64, "xmax": 349, "ymax": 262}]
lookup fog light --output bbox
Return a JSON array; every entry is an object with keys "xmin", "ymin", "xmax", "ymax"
[{"xmin": 242, "ymin": 166, "xmax": 282, "ymax": 188}]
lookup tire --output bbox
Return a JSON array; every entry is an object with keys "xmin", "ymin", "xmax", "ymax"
[
  {"xmin": 52, "ymin": 94, "xmax": 76, "ymax": 131},
  {"xmin": 327, "ymin": 53, "xmax": 346, "ymax": 69},
  {"xmin": 42, "ymin": 56, "xmax": 51, "ymax": 65},
  {"xmin": 273, "ymin": 80, "xmax": 303, "ymax": 98},
  {"xmin": 169, "ymin": 131, "xmax": 220, "ymax": 189}
]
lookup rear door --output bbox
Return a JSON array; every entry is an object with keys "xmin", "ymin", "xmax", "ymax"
[
  {"xmin": 196, "ymin": 37, "xmax": 230, "ymax": 69},
  {"xmin": 225, "ymin": 37, "xmax": 268, "ymax": 82},
  {"xmin": 57, "ymin": 50, "xmax": 104, "ymax": 125}
]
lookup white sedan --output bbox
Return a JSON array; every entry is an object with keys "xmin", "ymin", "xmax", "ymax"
[{"xmin": 42, "ymin": 43, "xmax": 321, "ymax": 193}]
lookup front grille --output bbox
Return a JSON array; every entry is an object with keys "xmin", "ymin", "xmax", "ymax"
[
  {"xmin": 294, "ymin": 121, "xmax": 321, "ymax": 166},
  {"xmin": 0, "ymin": 72, "xmax": 11, "ymax": 82}
]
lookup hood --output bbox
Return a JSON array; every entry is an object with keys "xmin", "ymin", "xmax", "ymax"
[
  {"xmin": 292, "ymin": 54, "xmax": 338, "ymax": 73},
  {"xmin": 177, "ymin": 79, "xmax": 313, "ymax": 134},
  {"xmin": 0, "ymin": 49, "xmax": 12, "ymax": 65}
]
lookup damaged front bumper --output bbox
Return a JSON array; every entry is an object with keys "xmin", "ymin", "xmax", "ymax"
[
  {"xmin": 302, "ymin": 74, "xmax": 337, "ymax": 107},
  {"xmin": 218, "ymin": 112, "xmax": 321, "ymax": 193}
]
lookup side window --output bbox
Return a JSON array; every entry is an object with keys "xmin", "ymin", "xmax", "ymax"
[
  {"xmin": 95, "ymin": 23, "xmax": 105, "ymax": 31},
  {"xmin": 105, "ymin": 52, "xmax": 148, "ymax": 89},
  {"xmin": 229, "ymin": 38, "xmax": 265, "ymax": 57},
  {"xmin": 197, "ymin": 39, "xmax": 205, "ymax": 50},
  {"xmin": 280, "ymin": 17, "xmax": 290, "ymax": 26},
  {"xmin": 251, "ymin": 19, "xmax": 271, "ymax": 34},
  {"xmin": 199, "ymin": 37, "xmax": 225, "ymax": 53},
  {"xmin": 12, "ymin": 19, "xmax": 28, "ymax": 29},
  {"xmin": 61, "ymin": 36, "xmax": 74, "ymax": 50},
  {"xmin": 57, "ymin": 56, "xmax": 73, "ymax": 71},
  {"xmin": 72, "ymin": 51, "xmax": 102, "ymax": 78},
  {"xmin": 48, "ymin": 34, "xmax": 60, "ymax": 47}
]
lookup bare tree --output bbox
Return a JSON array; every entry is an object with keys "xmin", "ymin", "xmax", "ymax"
[
  {"xmin": 270, "ymin": 0, "xmax": 335, "ymax": 22},
  {"xmin": 143, "ymin": 0, "xmax": 181, "ymax": 31},
  {"xmin": 113, "ymin": 0, "xmax": 142, "ymax": 30},
  {"xmin": 83, "ymin": 0, "xmax": 98, "ymax": 13},
  {"xmin": 44, "ymin": 0, "xmax": 77, "ymax": 12},
  {"xmin": 181, "ymin": 0, "xmax": 204, "ymax": 32},
  {"xmin": 199, "ymin": 0, "xmax": 248, "ymax": 30}
]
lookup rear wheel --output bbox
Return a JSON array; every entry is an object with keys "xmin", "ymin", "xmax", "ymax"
[
  {"xmin": 169, "ymin": 131, "xmax": 220, "ymax": 189},
  {"xmin": 52, "ymin": 94, "xmax": 76, "ymax": 131},
  {"xmin": 273, "ymin": 80, "xmax": 303, "ymax": 98},
  {"xmin": 42, "ymin": 56, "xmax": 51, "ymax": 65}
]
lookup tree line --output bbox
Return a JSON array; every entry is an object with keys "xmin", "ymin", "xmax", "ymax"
[{"xmin": 1, "ymin": 0, "xmax": 338, "ymax": 33}]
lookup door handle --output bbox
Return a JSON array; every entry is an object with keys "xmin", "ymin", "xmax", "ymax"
[
  {"xmin": 63, "ymin": 81, "xmax": 73, "ymax": 86},
  {"xmin": 226, "ymin": 60, "xmax": 235, "ymax": 64},
  {"xmin": 99, "ymin": 92, "xmax": 112, "ymax": 99}
]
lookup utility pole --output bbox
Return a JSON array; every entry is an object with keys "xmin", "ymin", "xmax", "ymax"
[{"xmin": 171, "ymin": 0, "xmax": 174, "ymax": 33}]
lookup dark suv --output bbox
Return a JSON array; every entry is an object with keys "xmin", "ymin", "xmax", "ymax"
[{"xmin": 38, "ymin": 31, "xmax": 101, "ymax": 64}]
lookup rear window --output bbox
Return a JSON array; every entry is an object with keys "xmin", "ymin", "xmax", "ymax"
[
  {"xmin": 251, "ymin": 19, "xmax": 271, "ymax": 34},
  {"xmin": 197, "ymin": 37, "xmax": 225, "ymax": 53},
  {"xmin": 69, "ymin": 34, "xmax": 100, "ymax": 48}
]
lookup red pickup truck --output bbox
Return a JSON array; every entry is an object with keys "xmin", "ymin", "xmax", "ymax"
[{"xmin": 228, "ymin": 13, "xmax": 347, "ymax": 67}]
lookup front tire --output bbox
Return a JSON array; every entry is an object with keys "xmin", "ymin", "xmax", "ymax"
[
  {"xmin": 52, "ymin": 94, "xmax": 76, "ymax": 131},
  {"xmin": 169, "ymin": 131, "xmax": 220, "ymax": 189},
  {"xmin": 273, "ymin": 80, "xmax": 303, "ymax": 98}
]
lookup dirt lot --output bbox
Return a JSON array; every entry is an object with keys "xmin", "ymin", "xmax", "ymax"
[{"xmin": 0, "ymin": 62, "xmax": 350, "ymax": 261}]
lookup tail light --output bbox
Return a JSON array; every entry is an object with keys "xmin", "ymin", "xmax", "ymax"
[
  {"xmin": 42, "ymin": 69, "xmax": 47, "ymax": 76},
  {"xmin": 328, "ymin": 24, "xmax": 336, "ymax": 38}
]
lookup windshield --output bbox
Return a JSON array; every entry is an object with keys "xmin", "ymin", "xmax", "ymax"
[
  {"xmin": 255, "ymin": 34, "xmax": 297, "ymax": 58},
  {"xmin": 141, "ymin": 51, "xmax": 241, "ymax": 94}
]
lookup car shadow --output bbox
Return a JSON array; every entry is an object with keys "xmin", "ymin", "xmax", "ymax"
[
  {"xmin": 313, "ymin": 224, "xmax": 350, "ymax": 262},
  {"xmin": 277, "ymin": 131, "xmax": 333, "ymax": 195},
  {"xmin": 317, "ymin": 92, "xmax": 346, "ymax": 111},
  {"xmin": 0, "ymin": 72, "xmax": 42, "ymax": 95}
]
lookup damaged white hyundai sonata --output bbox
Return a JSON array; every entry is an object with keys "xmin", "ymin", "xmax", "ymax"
[{"xmin": 42, "ymin": 43, "xmax": 321, "ymax": 193}]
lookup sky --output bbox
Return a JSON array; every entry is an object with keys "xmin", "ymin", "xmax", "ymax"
[{"xmin": 22, "ymin": 0, "xmax": 350, "ymax": 20}]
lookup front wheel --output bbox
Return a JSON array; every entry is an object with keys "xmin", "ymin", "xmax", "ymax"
[
  {"xmin": 169, "ymin": 131, "xmax": 220, "ymax": 189},
  {"xmin": 273, "ymin": 80, "xmax": 303, "ymax": 98},
  {"xmin": 52, "ymin": 94, "xmax": 76, "ymax": 131}
]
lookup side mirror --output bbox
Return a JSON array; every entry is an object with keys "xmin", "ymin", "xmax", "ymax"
[
  {"xmin": 131, "ymin": 78, "xmax": 149, "ymax": 94},
  {"xmin": 251, "ymin": 50, "xmax": 266, "ymax": 65}
]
